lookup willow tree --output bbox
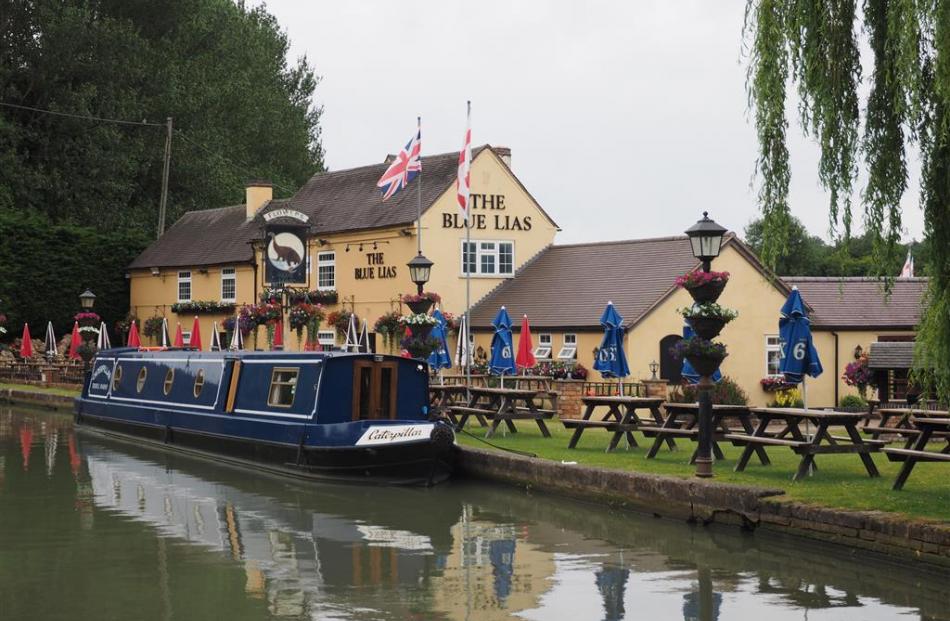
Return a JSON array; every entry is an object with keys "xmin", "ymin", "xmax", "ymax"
[{"xmin": 744, "ymin": 1, "xmax": 950, "ymax": 400}]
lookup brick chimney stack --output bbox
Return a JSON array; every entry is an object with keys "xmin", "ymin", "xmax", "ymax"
[{"xmin": 245, "ymin": 180, "xmax": 273, "ymax": 220}]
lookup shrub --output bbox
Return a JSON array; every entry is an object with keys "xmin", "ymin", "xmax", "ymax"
[
  {"xmin": 839, "ymin": 394, "xmax": 868, "ymax": 409},
  {"xmin": 668, "ymin": 375, "xmax": 749, "ymax": 405}
]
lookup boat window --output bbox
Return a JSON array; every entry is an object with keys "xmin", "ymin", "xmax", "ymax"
[
  {"xmin": 352, "ymin": 360, "xmax": 398, "ymax": 420},
  {"xmin": 112, "ymin": 365, "xmax": 123, "ymax": 392},
  {"xmin": 267, "ymin": 368, "xmax": 298, "ymax": 407},
  {"xmin": 193, "ymin": 368, "xmax": 205, "ymax": 398},
  {"xmin": 136, "ymin": 367, "xmax": 148, "ymax": 393},
  {"xmin": 163, "ymin": 368, "xmax": 174, "ymax": 395}
]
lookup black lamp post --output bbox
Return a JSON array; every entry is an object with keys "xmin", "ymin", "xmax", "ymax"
[
  {"xmin": 684, "ymin": 212, "xmax": 726, "ymax": 478},
  {"xmin": 79, "ymin": 289, "xmax": 96, "ymax": 310},
  {"xmin": 407, "ymin": 253, "xmax": 434, "ymax": 296},
  {"xmin": 78, "ymin": 289, "xmax": 97, "ymax": 370},
  {"xmin": 649, "ymin": 360, "xmax": 659, "ymax": 380}
]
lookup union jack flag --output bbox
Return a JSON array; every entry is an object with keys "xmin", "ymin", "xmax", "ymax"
[{"xmin": 377, "ymin": 122, "xmax": 421, "ymax": 201}]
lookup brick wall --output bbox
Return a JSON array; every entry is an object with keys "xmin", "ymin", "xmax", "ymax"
[{"xmin": 551, "ymin": 379, "xmax": 585, "ymax": 418}]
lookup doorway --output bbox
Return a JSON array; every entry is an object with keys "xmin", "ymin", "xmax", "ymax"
[{"xmin": 352, "ymin": 360, "xmax": 399, "ymax": 420}]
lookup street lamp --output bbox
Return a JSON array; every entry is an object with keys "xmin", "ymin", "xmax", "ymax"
[
  {"xmin": 685, "ymin": 212, "xmax": 727, "ymax": 273},
  {"xmin": 79, "ymin": 289, "xmax": 96, "ymax": 310},
  {"xmin": 649, "ymin": 360, "xmax": 659, "ymax": 380},
  {"xmin": 684, "ymin": 212, "xmax": 727, "ymax": 479},
  {"xmin": 407, "ymin": 253, "xmax": 434, "ymax": 295}
]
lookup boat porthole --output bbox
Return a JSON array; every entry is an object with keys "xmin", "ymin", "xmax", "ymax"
[
  {"xmin": 163, "ymin": 368, "xmax": 174, "ymax": 395},
  {"xmin": 136, "ymin": 367, "xmax": 148, "ymax": 393},
  {"xmin": 193, "ymin": 369, "xmax": 205, "ymax": 398},
  {"xmin": 112, "ymin": 365, "xmax": 123, "ymax": 392}
]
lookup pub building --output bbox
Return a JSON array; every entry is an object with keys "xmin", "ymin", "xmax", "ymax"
[{"xmin": 128, "ymin": 145, "xmax": 560, "ymax": 350}]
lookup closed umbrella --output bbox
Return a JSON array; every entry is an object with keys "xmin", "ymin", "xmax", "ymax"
[
  {"xmin": 272, "ymin": 317, "xmax": 284, "ymax": 350},
  {"xmin": 173, "ymin": 323, "xmax": 184, "ymax": 348},
  {"xmin": 68, "ymin": 322, "xmax": 81, "ymax": 360},
  {"xmin": 455, "ymin": 313, "xmax": 472, "ymax": 369},
  {"xmin": 489, "ymin": 306, "xmax": 516, "ymax": 386},
  {"xmin": 96, "ymin": 321, "xmax": 111, "ymax": 350},
  {"xmin": 44, "ymin": 322, "xmax": 58, "ymax": 359},
  {"xmin": 428, "ymin": 308, "xmax": 452, "ymax": 375},
  {"xmin": 161, "ymin": 318, "xmax": 171, "ymax": 347},
  {"xmin": 19, "ymin": 324, "xmax": 33, "ymax": 358},
  {"xmin": 189, "ymin": 316, "xmax": 202, "ymax": 350},
  {"xmin": 680, "ymin": 322, "xmax": 722, "ymax": 385},
  {"xmin": 229, "ymin": 314, "xmax": 244, "ymax": 351},
  {"xmin": 358, "ymin": 319, "xmax": 370, "ymax": 353},
  {"xmin": 210, "ymin": 321, "xmax": 222, "ymax": 351},
  {"xmin": 127, "ymin": 320, "xmax": 141, "ymax": 347},
  {"xmin": 344, "ymin": 313, "xmax": 359, "ymax": 352},
  {"xmin": 515, "ymin": 314, "xmax": 536, "ymax": 373},
  {"xmin": 779, "ymin": 287, "xmax": 823, "ymax": 404},
  {"xmin": 592, "ymin": 302, "xmax": 630, "ymax": 394}
]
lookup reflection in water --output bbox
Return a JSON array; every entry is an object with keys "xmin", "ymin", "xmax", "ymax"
[{"xmin": 0, "ymin": 406, "xmax": 947, "ymax": 621}]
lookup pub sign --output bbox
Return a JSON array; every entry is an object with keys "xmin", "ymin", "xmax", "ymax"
[{"xmin": 263, "ymin": 209, "xmax": 309, "ymax": 284}]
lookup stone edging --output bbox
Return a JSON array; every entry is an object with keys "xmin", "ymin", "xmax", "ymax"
[
  {"xmin": 456, "ymin": 445, "xmax": 950, "ymax": 568},
  {"xmin": 0, "ymin": 388, "xmax": 77, "ymax": 409}
]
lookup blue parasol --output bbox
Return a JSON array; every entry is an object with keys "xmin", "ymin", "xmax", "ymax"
[
  {"xmin": 779, "ymin": 287, "xmax": 823, "ymax": 384},
  {"xmin": 593, "ymin": 301, "xmax": 630, "ymax": 379},
  {"xmin": 681, "ymin": 322, "xmax": 722, "ymax": 384},
  {"xmin": 489, "ymin": 306, "xmax": 516, "ymax": 379},
  {"xmin": 428, "ymin": 308, "xmax": 452, "ymax": 371}
]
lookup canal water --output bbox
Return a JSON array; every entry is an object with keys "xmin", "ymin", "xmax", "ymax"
[{"xmin": 0, "ymin": 406, "xmax": 946, "ymax": 621}]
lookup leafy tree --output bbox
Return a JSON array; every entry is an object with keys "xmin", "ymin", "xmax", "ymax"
[
  {"xmin": 744, "ymin": 1, "xmax": 950, "ymax": 399},
  {"xmin": 744, "ymin": 215, "xmax": 831, "ymax": 275}
]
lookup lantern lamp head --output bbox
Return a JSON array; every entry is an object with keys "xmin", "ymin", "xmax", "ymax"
[
  {"xmin": 684, "ymin": 212, "xmax": 727, "ymax": 269},
  {"xmin": 407, "ymin": 253, "xmax": 434, "ymax": 295},
  {"xmin": 649, "ymin": 359, "xmax": 659, "ymax": 380},
  {"xmin": 79, "ymin": 289, "xmax": 96, "ymax": 310}
]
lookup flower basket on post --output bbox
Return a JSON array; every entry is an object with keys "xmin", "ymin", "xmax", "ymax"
[
  {"xmin": 671, "ymin": 337, "xmax": 728, "ymax": 382},
  {"xmin": 399, "ymin": 312, "xmax": 439, "ymax": 359},
  {"xmin": 675, "ymin": 271, "xmax": 730, "ymax": 304},
  {"xmin": 678, "ymin": 303, "xmax": 738, "ymax": 340},
  {"xmin": 401, "ymin": 292, "xmax": 441, "ymax": 316}
]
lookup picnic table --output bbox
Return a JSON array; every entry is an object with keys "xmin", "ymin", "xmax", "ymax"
[
  {"xmin": 450, "ymin": 386, "xmax": 554, "ymax": 438},
  {"xmin": 562, "ymin": 396, "xmax": 666, "ymax": 451},
  {"xmin": 885, "ymin": 415, "xmax": 950, "ymax": 490},
  {"xmin": 864, "ymin": 407, "xmax": 950, "ymax": 442},
  {"xmin": 510, "ymin": 375, "xmax": 559, "ymax": 412},
  {"xmin": 428, "ymin": 384, "xmax": 469, "ymax": 421},
  {"xmin": 647, "ymin": 403, "xmax": 769, "ymax": 465},
  {"xmin": 727, "ymin": 408, "xmax": 884, "ymax": 481}
]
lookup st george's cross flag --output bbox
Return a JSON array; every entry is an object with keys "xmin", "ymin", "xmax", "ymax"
[
  {"xmin": 456, "ymin": 102, "xmax": 472, "ymax": 221},
  {"xmin": 900, "ymin": 247, "xmax": 914, "ymax": 278},
  {"xmin": 376, "ymin": 120, "xmax": 421, "ymax": 201}
]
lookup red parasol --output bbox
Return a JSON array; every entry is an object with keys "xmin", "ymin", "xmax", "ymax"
[
  {"xmin": 515, "ymin": 314, "xmax": 536, "ymax": 371},
  {"xmin": 68, "ymin": 322, "xmax": 81, "ymax": 360},
  {"xmin": 173, "ymin": 323, "xmax": 184, "ymax": 347},
  {"xmin": 19, "ymin": 323, "xmax": 33, "ymax": 358},
  {"xmin": 273, "ymin": 319, "xmax": 284, "ymax": 350},
  {"xmin": 189, "ymin": 316, "xmax": 202, "ymax": 350},
  {"xmin": 127, "ymin": 320, "xmax": 141, "ymax": 347}
]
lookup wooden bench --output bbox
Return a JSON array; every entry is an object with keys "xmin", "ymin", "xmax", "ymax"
[
  {"xmin": 724, "ymin": 434, "xmax": 807, "ymax": 448},
  {"xmin": 887, "ymin": 416, "xmax": 950, "ymax": 490},
  {"xmin": 447, "ymin": 406, "xmax": 493, "ymax": 429}
]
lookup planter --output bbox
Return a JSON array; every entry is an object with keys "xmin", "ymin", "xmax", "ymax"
[
  {"xmin": 410, "ymin": 323, "xmax": 434, "ymax": 341},
  {"xmin": 405, "ymin": 299, "xmax": 434, "ymax": 315},
  {"xmin": 686, "ymin": 352, "xmax": 727, "ymax": 377},
  {"xmin": 686, "ymin": 316, "xmax": 728, "ymax": 339},
  {"xmin": 685, "ymin": 280, "xmax": 726, "ymax": 303}
]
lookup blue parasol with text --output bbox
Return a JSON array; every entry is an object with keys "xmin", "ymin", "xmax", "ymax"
[
  {"xmin": 779, "ymin": 286, "xmax": 823, "ymax": 386},
  {"xmin": 489, "ymin": 306, "xmax": 517, "ymax": 385},
  {"xmin": 428, "ymin": 308, "xmax": 453, "ymax": 373},
  {"xmin": 593, "ymin": 302, "xmax": 630, "ymax": 390}
]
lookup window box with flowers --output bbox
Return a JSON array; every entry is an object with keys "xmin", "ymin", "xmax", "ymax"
[
  {"xmin": 760, "ymin": 376, "xmax": 795, "ymax": 392},
  {"xmin": 171, "ymin": 300, "xmax": 236, "ymax": 315}
]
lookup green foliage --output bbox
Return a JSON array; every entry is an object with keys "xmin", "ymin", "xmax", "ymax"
[
  {"xmin": 0, "ymin": 209, "xmax": 149, "ymax": 339},
  {"xmin": 743, "ymin": 3, "xmax": 950, "ymax": 401},
  {"xmin": 0, "ymin": 0, "xmax": 324, "ymax": 233},
  {"xmin": 668, "ymin": 376, "xmax": 750, "ymax": 406},
  {"xmin": 839, "ymin": 394, "xmax": 867, "ymax": 409}
]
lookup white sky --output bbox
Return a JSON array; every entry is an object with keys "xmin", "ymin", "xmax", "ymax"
[{"xmin": 259, "ymin": 0, "xmax": 925, "ymax": 245}]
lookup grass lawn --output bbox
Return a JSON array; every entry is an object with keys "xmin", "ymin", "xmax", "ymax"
[
  {"xmin": 0, "ymin": 382, "xmax": 80, "ymax": 397},
  {"xmin": 456, "ymin": 420, "xmax": 950, "ymax": 523}
]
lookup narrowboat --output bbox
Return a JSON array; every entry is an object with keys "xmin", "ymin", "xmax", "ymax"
[{"xmin": 74, "ymin": 348, "xmax": 456, "ymax": 485}]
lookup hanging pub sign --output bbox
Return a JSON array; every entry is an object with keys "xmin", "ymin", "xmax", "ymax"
[{"xmin": 262, "ymin": 208, "xmax": 310, "ymax": 284}]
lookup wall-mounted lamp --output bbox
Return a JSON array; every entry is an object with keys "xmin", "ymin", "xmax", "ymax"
[
  {"xmin": 854, "ymin": 344, "xmax": 864, "ymax": 360},
  {"xmin": 317, "ymin": 238, "xmax": 330, "ymax": 246},
  {"xmin": 150, "ymin": 267, "xmax": 160, "ymax": 276},
  {"xmin": 649, "ymin": 360, "xmax": 659, "ymax": 380},
  {"xmin": 198, "ymin": 268, "xmax": 209, "ymax": 275}
]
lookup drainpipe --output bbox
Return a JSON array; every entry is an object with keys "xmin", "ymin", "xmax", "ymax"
[{"xmin": 832, "ymin": 331, "xmax": 839, "ymax": 406}]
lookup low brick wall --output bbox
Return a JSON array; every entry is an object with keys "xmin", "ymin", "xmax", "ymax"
[
  {"xmin": 456, "ymin": 446, "xmax": 950, "ymax": 567},
  {"xmin": 551, "ymin": 379, "xmax": 585, "ymax": 418},
  {"xmin": 0, "ymin": 388, "xmax": 77, "ymax": 410}
]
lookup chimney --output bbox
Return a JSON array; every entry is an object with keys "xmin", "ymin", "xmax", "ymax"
[
  {"xmin": 245, "ymin": 180, "xmax": 273, "ymax": 220},
  {"xmin": 494, "ymin": 146, "xmax": 512, "ymax": 169}
]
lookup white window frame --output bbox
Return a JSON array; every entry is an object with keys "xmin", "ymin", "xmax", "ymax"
[
  {"xmin": 318, "ymin": 330, "xmax": 336, "ymax": 346},
  {"xmin": 177, "ymin": 271, "xmax": 192, "ymax": 303},
  {"xmin": 181, "ymin": 331, "xmax": 192, "ymax": 344},
  {"xmin": 557, "ymin": 334, "xmax": 577, "ymax": 360},
  {"xmin": 317, "ymin": 251, "xmax": 336, "ymax": 291},
  {"xmin": 460, "ymin": 240, "xmax": 515, "ymax": 277},
  {"xmin": 220, "ymin": 267, "xmax": 236, "ymax": 302},
  {"xmin": 534, "ymin": 333, "xmax": 552, "ymax": 359},
  {"xmin": 765, "ymin": 335, "xmax": 783, "ymax": 376}
]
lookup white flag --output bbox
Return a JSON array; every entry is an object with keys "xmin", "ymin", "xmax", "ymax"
[{"xmin": 456, "ymin": 102, "xmax": 472, "ymax": 221}]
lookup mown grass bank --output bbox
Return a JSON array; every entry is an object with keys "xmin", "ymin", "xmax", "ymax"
[{"xmin": 456, "ymin": 422, "xmax": 950, "ymax": 522}]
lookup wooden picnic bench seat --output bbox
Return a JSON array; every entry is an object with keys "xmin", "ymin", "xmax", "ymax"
[
  {"xmin": 724, "ymin": 434, "xmax": 807, "ymax": 448},
  {"xmin": 446, "ymin": 406, "xmax": 493, "ymax": 429},
  {"xmin": 883, "ymin": 447, "xmax": 950, "ymax": 462},
  {"xmin": 513, "ymin": 406, "xmax": 556, "ymax": 417},
  {"xmin": 561, "ymin": 419, "xmax": 623, "ymax": 430}
]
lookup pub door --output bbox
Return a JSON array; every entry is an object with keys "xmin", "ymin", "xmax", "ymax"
[{"xmin": 352, "ymin": 360, "xmax": 399, "ymax": 420}]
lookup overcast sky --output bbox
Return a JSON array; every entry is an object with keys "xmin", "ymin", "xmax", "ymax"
[{"xmin": 260, "ymin": 0, "xmax": 925, "ymax": 246}]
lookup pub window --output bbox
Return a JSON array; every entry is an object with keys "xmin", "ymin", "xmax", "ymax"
[
  {"xmin": 318, "ymin": 330, "xmax": 336, "ymax": 347},
  {"xmin": 557, "ymin": 334, "xmax": 577, "ymax": 360},
  {"xmin": 193, "ymin": 368, "xmax": 205, "ymax": 398},
  {"xmin": 136, "ymin": 367, "xmax": 148, "ymax": 393},
  {"xmin": 765, "ymin": 335, "xmax": 782, "ymax": 376},
  {"xmin": 460, "ymin": 240, "xmax": 515, "ymax": 276},
  {"xmin": 221, "ymin": 267, "xmax": 236, "ymax": 302},
  {"xmin": 112, "ymin": 364, "xmax": 123, "ymax": 392},
  {"xmin": 267, "ymin": 368, "xmax": 299, "ymax": 407},
  {"xmin": 534, "ymin": 334, "xmax": 552, "ymax": 359},
  {"xmin": 163, "ymin": 368, "xmax": 175, "ymax": 395},
  {"xmin": 317, "ymin": 252, "xmax": 335, "ymax": 290},
  {"xmin": 178, "ymin": 271, "xmax": 192, "ymax": 302}
]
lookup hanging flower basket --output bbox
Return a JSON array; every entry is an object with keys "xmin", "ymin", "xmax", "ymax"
[
  {"xmin": 401, "ymin": 292, "xmax": 440, "ymax": 315},
  {"xmin": 687, "ymin": 316, "xmax": 727, "ymax": 339},
  {"xmin": 686, "ymin": 352, "xmax": 728, "ymax": 377},
  {"xmin": 675, "ymin": 271, "xmax": 729, "ymax": 304},
  {"xmin": 671, "ymin": 337, "xmax": 728, "ymax": 378},
  {"xmin": 401, "ymin": 335, "xmax": 440, "ymax": 359}
]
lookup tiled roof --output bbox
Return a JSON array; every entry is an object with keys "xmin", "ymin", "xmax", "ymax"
[
  {"xmin": 782, "ymin": 277, "xmax": 927, "ymax": 329},
  {"xmin": 469, "ymin": 236, "xmax": 706, "ymax": 329},
  {"xmin": 128, "ymin": 202, "xmax": 271, "ymax": 269},
  {"xmin": 868, "ymin": 341, "xmax": 915, "ymax": 369}
]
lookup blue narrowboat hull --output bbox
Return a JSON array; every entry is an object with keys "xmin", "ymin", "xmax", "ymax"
[{"xmin": 74, "ymin": 349, "xmax": 456, "ymax": 486}]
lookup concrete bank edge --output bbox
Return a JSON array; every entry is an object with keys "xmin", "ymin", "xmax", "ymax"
[
  {"xmin": 456, "ymin": 445, "xmax": 950, "ymax": 568},
  {"xmin": 1, "ymin": 388, "xmax": 77, "ymax": 409}
]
